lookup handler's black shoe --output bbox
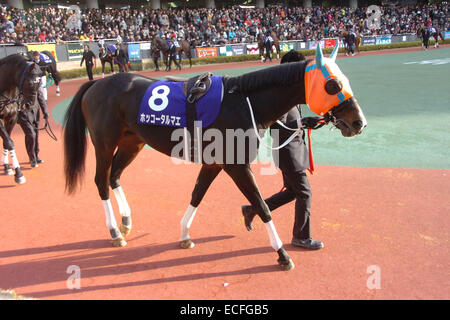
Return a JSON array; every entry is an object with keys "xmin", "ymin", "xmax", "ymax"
[
  {"xmin": 30, "ymin": 161, "xmax": 38, "ymax": 168},
  {"xmin": 36, "ymin": 158, "xmax": 44, "ymax": 164},
  {"xmin": 241, "ymin": 205, "xmax": 257, "ymax": 231},
  {"xmin": 291, "ymin": 238, "xmax": 324, "ymax": 250}
]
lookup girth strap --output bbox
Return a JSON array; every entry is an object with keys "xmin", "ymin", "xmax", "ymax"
[{"xmin": 184, "ymin": 73, "xmax": 212, "ymax": 162}]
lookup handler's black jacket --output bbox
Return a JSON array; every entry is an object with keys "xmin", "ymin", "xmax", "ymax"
[
  {"xmin": 270, "ymin": 106, "xmax": 309, "ymax": 173},
  {"xmin": 116, "ymin": 48, "xmax": 129, "ymax": 64},
  {"xmin": 80, "ymin": 50, "xmax": 96, "ymax": 66}
]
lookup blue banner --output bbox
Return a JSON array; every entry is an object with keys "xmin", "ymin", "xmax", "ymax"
[
  {"xmin": 128, "ymin": 43, "xmax": 141, "ymax": 60},
  {"xmin": 375, "ymin": 35, "xmax": 392, "ymax": 45},
  {"xmin": 445, "ymin": 31, "xmax": 450, "ymax": 40}
]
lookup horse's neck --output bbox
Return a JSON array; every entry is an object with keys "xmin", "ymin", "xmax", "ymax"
[
  {"xmin": 0, "ymin": 66, "xmax": 17, "ymax": 96},
  {"xmin": 250, "ymin": 84, "xmax": 305, "ymax": 128}
]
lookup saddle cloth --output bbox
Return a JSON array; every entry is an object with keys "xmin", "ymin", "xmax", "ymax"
[
  {"xmin": 107, "ymin": 45, "xmax": 117, "ymax": 54},
  {"xmin": 138, "ymin": 75, "xmax": 223, "ymax": 128},
  {"xmin": 39, "ymin": 53, "xmax": 52, "ymax": 64}
]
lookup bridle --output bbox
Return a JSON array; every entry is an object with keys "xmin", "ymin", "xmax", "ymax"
[{"xmin": 0, "ymin": 61, "xmax": 36, "ymax": 113}]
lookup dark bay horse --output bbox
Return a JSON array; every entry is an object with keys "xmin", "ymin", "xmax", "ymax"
[
  {"xmin": 152, "ymin": 37, "xmax": 192, "ymax": 71},
  {"xmin": 417, "ymin": 26, "xmax": 444, "ymax": 48},
  {"xmin": 99, "ymin": 44, "xmax": 116, "ymax": 78},
  {"xmin": 63, "ymin": 43, "xmax": 367, "ymax": 270},
  {"xmin": 258, "ymin": 32, "xmax": 281, "ymax": 62},
  {"xmin": 1, "ymin": 54, "xmax": 45, "ymax": 184},
  {"xmin": 27, "ymin": 50, "xmax": 61, "ymax": 96},
  {"xmin": 341, "ymin": 31, "xmax": 362, "ymax": 55}
]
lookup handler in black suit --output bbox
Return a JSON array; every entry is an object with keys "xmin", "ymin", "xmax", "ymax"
[
  {"xmin": 115, "ymin": 44, "xmax": 129, "ymax": 73},
  {"xmin": 242, "ymin": 50, "xmax": 324, "ymax": 250},
  {"xmin": 80, "ymin": 44, "xmax": 96, "ymax": 80}
]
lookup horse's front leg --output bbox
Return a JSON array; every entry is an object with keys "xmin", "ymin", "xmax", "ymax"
[
  {"xmin": 180, "ymin": 164, "xmax": 222, "ymax": 249},
  {"xmin": 223, "ymin": 164, "xmax": 294, "ymax": 271}
]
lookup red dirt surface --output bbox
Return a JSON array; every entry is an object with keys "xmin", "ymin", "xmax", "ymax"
[{"xmin": 0, "ymin": 45, "xmax": 449, "ymax": 300}]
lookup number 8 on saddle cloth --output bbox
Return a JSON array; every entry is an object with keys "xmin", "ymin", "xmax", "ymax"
[{"xmin": 137, "ymin": 75, "xmax": 223, "ymax": 129}]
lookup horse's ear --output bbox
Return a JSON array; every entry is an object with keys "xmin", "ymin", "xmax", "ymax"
[
  {"xmin": 329, "ymin": 40, "xmax": 339, "ymax": 62},
  {"xmin": 315, "ymin": 43, "xmax": 324, "ymax": 67}
]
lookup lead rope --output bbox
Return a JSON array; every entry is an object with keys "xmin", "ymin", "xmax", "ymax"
[
  {"xmin": 247, "ymin": 97, "xmax": 333, "ymax": 183},
  {"xmin": 246, "ymin": 96, "xmax": 303, "ymax": 151}
]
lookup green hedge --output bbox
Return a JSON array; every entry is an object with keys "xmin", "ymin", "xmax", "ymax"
[{"xmin": 59, "ymin": 39, "xmax": 449, "ymax": 80}]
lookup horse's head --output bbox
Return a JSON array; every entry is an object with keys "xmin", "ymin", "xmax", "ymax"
[
  {"xmin": 20, "ymin": 61, "xmax": 44, "ymax": 108},
  {"xmin": 305, "ymin": 42, "xmax": 367, "ymax": 137}
]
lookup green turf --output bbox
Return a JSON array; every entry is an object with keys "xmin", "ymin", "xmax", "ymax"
[{"xmin": 53, "ymin": 48, "xmax": 450, "ymax": 169}]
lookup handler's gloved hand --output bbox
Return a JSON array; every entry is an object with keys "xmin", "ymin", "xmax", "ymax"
[
  {"xmin": 302, "ymin": 117, "xmax": 325, "ymax": 130},
  {"xmin": 43, "ymin": 112, "xmax": 49, "ymax": 120}
]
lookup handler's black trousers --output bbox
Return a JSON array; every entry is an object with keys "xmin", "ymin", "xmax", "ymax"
[
  {"xmin": 423, "ymin": 37, "xmax": 429, "ymax": 49},
  {"xmin": 169, "ymin": 53, "xmax": 180, "ymax": 70},
  {"xmin": 17, "ymin": 106, "xmax": 40, "ymax": 163},
  {"xmin": 85, "ymin": 62, "xmax": 94, "ymax": 80},
  {"xmin": 265, "ymin": 43, "xmax": 272, "ymax": 61},
  {"xmin": 264, "ymin": 170, "xmax": 312, "ymax": 240}
]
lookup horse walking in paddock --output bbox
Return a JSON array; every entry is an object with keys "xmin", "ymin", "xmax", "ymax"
[
  {"xmin": 258, "ymin": 32, "xmax": 281, "ymax": 62},
  {"xmin": 0, "ymin": 54, "xmax": 45, "ymax": 184},
  {"xmin": 151, "ymin": 37, "xmax": 192, "ymax": 71},
  {"xmin": 63, "ymin": 43, "xmax": 366, "ymax": 270},
  {"xmin": 99, "ymin": 43, "xmax": 116, "ymax": 78}
]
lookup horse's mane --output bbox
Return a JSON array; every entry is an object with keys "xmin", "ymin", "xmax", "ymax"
[
  {"xmin": 0, "ymin": 53, "xmax": 31, "ymax": 68},
  {"xmin": 225, "ymin": 60, "xmax": 308, "ymax": 93}
]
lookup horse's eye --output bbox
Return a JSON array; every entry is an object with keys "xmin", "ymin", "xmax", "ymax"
[{"xmin": 324, "ymin": 78, "xmax": 343, "ymax": 95}]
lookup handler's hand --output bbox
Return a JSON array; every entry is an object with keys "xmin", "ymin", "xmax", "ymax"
[{"xmin": 302, "ymin": 117, "xmax": 324, "ymax": 129}]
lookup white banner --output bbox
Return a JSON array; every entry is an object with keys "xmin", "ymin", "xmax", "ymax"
[{"xmin": 246, "ymin": 44, "xmax": 259, "ymax": 55}]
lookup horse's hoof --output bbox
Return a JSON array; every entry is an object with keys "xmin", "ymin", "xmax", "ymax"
[
  {"xmin": 278, "ymin": 259, "xmax": 295, "ymax": 271},
  {"xmin": 4, "ymin": 165, "xmax": 13, "ymax": 175},
  {"xmin": 180, "ymin": 239, "xmax": 194, "ymax": 249},
  {"xmin": 14, "ymin": 175, "xmax": 26, "ymax": 184},
  {"xmin": 119, "ymin": 224, "xmax": 131, "ymax": 236},
  {"xmin": 112, "ymin": 237, "xmax": 127, "ymax": 247}
]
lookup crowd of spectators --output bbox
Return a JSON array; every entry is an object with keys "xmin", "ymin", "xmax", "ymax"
[{"xmin": 0, "ymin": 3, "xmax": 448, "ymax": 46}]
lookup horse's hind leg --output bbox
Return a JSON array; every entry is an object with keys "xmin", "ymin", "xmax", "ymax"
[
  {"xmin": 179, "ymin": 164, "xmax": 222, "ymax": 249},
  {"xmin": 94, "ymin": 146, "xmax": 127, "ymax": 247},
  {"xmin": 223, "ymin": 164, "xmax": 294, "ymax": 271},
  {"xmin": 101, "ymin": 62, "xmax": 105, "ymax": 78},
  {"xmin": 109, "ymin": 135, "xmax": 145, "ymax": 237}
]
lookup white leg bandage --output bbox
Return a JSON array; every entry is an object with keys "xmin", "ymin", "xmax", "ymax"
[
  {"xmin": 102, "ymin": 199, "xmax": 119, "ymax": 234},
  {"xmin": 9, "ymin": 150, "xmax": 20, "ymax": 169},
  {"xmin": 112, "ymin": 186, "xmax": 131, "ymax": 218},
  {"xmin": 180, "ymin": 205, "xmax": 197, "ymax": 241},
  {"xmin": 2, "ymin": 149, "xmax": 8, "ymax": 164},
  {"xmin": 265, "ymin": 220, "xmax": 283, "ymax": 251}
]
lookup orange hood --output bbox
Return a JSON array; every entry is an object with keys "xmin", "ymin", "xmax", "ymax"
[{"xmin": 304, "ymin": 42, "xmax": 354, "ymax": 116}]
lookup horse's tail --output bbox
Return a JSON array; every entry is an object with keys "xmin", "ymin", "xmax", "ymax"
[{"xmin": 63, "ymin": 80, "xmax": 97, "ymax": 194}]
